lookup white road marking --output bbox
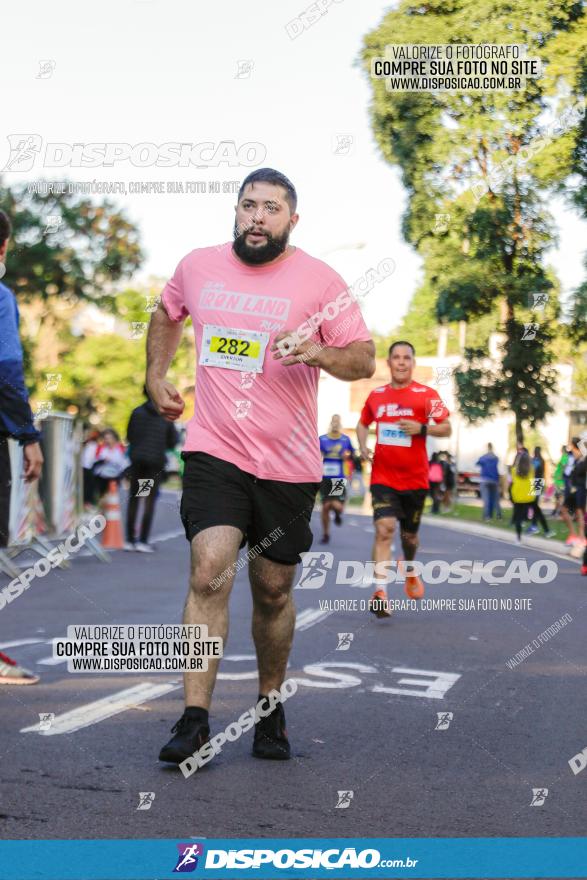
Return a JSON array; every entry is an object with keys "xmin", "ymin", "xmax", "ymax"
[
  {"xmin": 0, "ymin": 639, "xmax": 44, "ymax": 650},
  {"xmin": 295, "ymin": 608, "xmax": 333, "ymax": 630},
  {"xmin": 372, "ymin": 667, "xmax": 460, "ymax": 700},
  {"xmin": 150, "ymin": 529, "xmax": 185, "ymax": 544},
  {"xmin": 290, "ymin": 662, "xmax": 461, "ymax": 699},
  {"xmin": 21, "ymin": 652, "xmax": 460, "ymax": 736},
  {"xmin": 20, "ymin": 681, "xmax": 181, "ymax": 736},
  {"xmin": 217, "ymin": 654, "xmax": 257, "ymax": 680},
  {"xmin": 37, "ymin": 655, "xmax": 66, "ymax": 666}
]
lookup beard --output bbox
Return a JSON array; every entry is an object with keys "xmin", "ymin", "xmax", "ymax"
[{"xmin": 232, "ymin": 224, "xmax": 290, "ymax": 265}]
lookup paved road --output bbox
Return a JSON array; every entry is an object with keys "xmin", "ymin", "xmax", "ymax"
[{"xmin": 1, "ymin": 489, "xmax": 585, "ymax": 844}]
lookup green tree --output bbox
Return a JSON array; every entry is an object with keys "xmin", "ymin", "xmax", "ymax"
[
  {"xmin": 0, "ymin": 178, "xmax": 142, "ymax": 305},
  {"xmin": 0, "ymin": 178, "xmax": 144, "ymax": 396},
  {"xmin": 47, "ymin": 288, "xmax": 195, "ymax": 434},
  {"xmin": 362, "ymin": 0, "xmax": 585, "ymax": 441},
  {"xmin": 530, "ymin": 15, "xmax": 587, "ymax": 343}
]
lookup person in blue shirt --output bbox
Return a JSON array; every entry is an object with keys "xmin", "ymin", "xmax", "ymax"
[
  {"xmin": 318, "ymin": 414, "xmax": 354, "ymax": 543},
  {"xmin": 0, "ymin": 209, "xmax": 44, "ymax": 685},
  {"xmin": 476, "ymin": 442, "xmax": 501, "ymax": 521}
]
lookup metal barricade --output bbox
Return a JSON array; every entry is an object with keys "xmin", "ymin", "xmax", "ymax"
[
  {"xmin": 40, "ymin": 413, "xmax": 77, "ymax": 537},
  {"xmin": 0, "ymin": 414, "xmax": 109, "ymax": 578},
  {"xmin": 38, "ymin": 414, "xmax": 108, "ymax": 562}
]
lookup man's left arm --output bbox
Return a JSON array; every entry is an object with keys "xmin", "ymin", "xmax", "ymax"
[
  {"xmin": 399, "ymin": 393, "xmax": 452, "ymax": 438},
  {"xmin": 398, "ymin": 418, "xmax": 452, "ymax": 438},
  {"xmin": 427, "ymin": 419, "xmax": 452, "ymax": 438},
  {"xmin": 272, "ymin": 336, "xmax": 375, "ymax": 381},
  {"xmin": 318, "ymin": 341, "xmax": 375, "ymax": 381}
]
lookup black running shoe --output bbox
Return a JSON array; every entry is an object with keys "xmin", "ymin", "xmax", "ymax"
[
  {"xmin": 158, "ymin": 712, "xmax": 210, "ymax": 764},
  {"xmin": 320, "ymin": 534, "xmax": 330, "ymax": 544},
  {"xmin": 252, "ymin": 700, "xmax": 291, "ymax": 760},
  {"xmin": 334, "ymin": 510, "xmax": 342, "ymax": 526}
]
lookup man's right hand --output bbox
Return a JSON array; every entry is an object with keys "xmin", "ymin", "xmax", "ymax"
[
  {"xmin": 23, "ymin": 442, "xmax": 43, "ymax": 482},
  {"xmin": 147, "ymin": 378, "xmax": 185, "ymax": 421},
  {"xmin": 360, "ymin": 446, "xmax": 373, "ymax": 462}
]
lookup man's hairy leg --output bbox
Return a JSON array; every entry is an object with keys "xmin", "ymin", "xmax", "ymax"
[
  {"xmin": 183, "ymin": 525, "xmax": 243, "ymax": 709},
  {"xmin": 249, "ymin": 554, "xmax": 297, "ymax": 695}
]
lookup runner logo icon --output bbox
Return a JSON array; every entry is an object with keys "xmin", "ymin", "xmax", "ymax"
[
  {"xmin": 136, "ymin": 792, "xmax": 155, "ymax": 810},
  {"xmin": 530, "ymin": 788, "xmax": 548, "ymax": 806},
  {"xmin": 335, "ymin": 790, "xmax": 354, "ymax": 809},
  {"xmin": 434, "ymin": 366, "xmax": 452, "ymax": 385},
  {"xmin": 173, "ymin": 843, "xmax": 204, "ymax": 872},
  {"xmin": 336, "ymin": 632, "xmax": 354, "ymax": 651},
  {"xmin": 329, "ymin": 478, "xmax": 346, "ymax": 497},
  {"xmin": 136, "ymin": 479, "xmax": 154, "ymax": 497},
  {"xmin": 38, "ymin": 713, "xmax": 55, "ymax": 731},
  {"xmin": 433, "ymin": 213, "xmax": 451, "ymax": 233},
  {"xmin": 435, "ymin": 711, "xmax": 453, "ymax": 730},
  {"xmin": 426, "ymin": 398, "xmax": 446, "ymax": 419},
  {"xmin": 295, "ymin": 552, "xmax": 334, "ymax": 589},
  {"xmin": 3, "ymin": 134, "xmax": 42, "ymax": 171},
  {"xmin": 531, "ymin": 292, "xmax": 549, "ymax": 311}
]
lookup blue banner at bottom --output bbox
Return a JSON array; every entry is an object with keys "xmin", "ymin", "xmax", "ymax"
[{"xmin": 1, "ymin": 837, "xmax": 587, "ymax": 879}]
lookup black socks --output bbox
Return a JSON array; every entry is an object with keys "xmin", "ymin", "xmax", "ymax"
[{"xmin": 184, "ymin": 706, "xmax": 209, "ymax": 724}]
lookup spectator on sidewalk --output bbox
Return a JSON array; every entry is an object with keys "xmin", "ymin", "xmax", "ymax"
[
  {"xmin": 552, "ymin": 444, "xmax": 569, "ymax": 517},
  {"xmin": 0, "ymin": 209, "xmax": 43, "ymax": 685},
  {"xmin": 511, "ymin": 450, "xmax": 535, "ymax": 542},
  {"xmin": 124, "ymin": 387, "xmax": 179, "ymax": 553},
  {"xmin": 428, "ymin": 452, "xmax": 444, "ymax": 514},
  {"xmin": 92, "ymin": 429, "xmax": 128, "ymax": 498},
  {"xmin": 476, "ymin": 443, "xmax": 501, "ymax": 521},
  {"xmin": 561, "ymin": 438, "xmax": 586, "ymax": 547},
  {"xmin": 527, "ymin": 446, "xmax": 554, "ymax": 537},
  {"xmin": 439, "ymin": 451, "xmax": 456, "ymax": 512},
  {"xmin": 81, "ymin": 428, "xmax": 100, "ymax": 508}
]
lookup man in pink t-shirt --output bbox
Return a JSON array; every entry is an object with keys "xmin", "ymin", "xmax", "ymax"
[{"xmin": 147, "ymin": 168, "xmax": 375, "ymax": 770}]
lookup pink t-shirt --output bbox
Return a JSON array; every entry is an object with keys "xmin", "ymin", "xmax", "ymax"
[{"xmin": 161, "ymin": 243, "xmax": 372, "ymax": 483}]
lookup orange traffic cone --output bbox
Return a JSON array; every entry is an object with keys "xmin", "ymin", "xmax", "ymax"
[{"xmin": 100, "ymin": 480, "xmax": 124, "ymax": 549}]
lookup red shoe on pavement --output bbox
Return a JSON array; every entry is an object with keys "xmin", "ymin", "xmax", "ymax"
[
  {"xmin": 404, "ymin": 575, "xmax": 425, "ymax": 600},
  {"xmin": 581, "ymin": 565, "xmax": 587, "ymax": 576}
]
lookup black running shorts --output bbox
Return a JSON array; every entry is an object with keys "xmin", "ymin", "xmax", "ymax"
[
  {"xmin": 180, "ymin": 452, "xmax": 320, "ymax": 565},
  {"xmin": 370, "ymin": 483, "xmax": 427, "ymax": 533}
]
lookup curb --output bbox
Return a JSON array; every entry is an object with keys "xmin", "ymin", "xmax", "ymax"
[{"xmin": 421, "ymin": 514, "xmax": 581, "ymax": 564}]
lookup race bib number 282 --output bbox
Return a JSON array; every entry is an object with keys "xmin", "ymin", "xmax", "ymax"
[{"xmin": 199, "ymin": 324, "xmax": 270, "ymax": 373}]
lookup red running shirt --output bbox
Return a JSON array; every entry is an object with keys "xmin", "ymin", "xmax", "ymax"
[{"xmin": 359, "ymin": 381, "xmax": 450, "ymax": 490}]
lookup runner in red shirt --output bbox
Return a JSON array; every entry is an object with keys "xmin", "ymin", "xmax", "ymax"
[{"xmin": 356, "ymin": 341, "xmax": 451, "ymax": 617}]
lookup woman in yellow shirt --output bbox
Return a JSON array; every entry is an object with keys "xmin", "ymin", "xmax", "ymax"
[{"xmin": 510, "ymin": 451, "xmax": 535, "ymax": 542}]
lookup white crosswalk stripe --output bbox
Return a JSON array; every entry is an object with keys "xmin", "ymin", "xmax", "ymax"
[
  {"xmin": 20, "ymin": 681, "xmax": 182, "ymax": 736},
  {"xmin": 0, "ymin": 639, "xmax": 45, "ymax": 650},
  {"xmin": 295, "ymin": 607, "xmax": 333, "ymax": 631}
]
